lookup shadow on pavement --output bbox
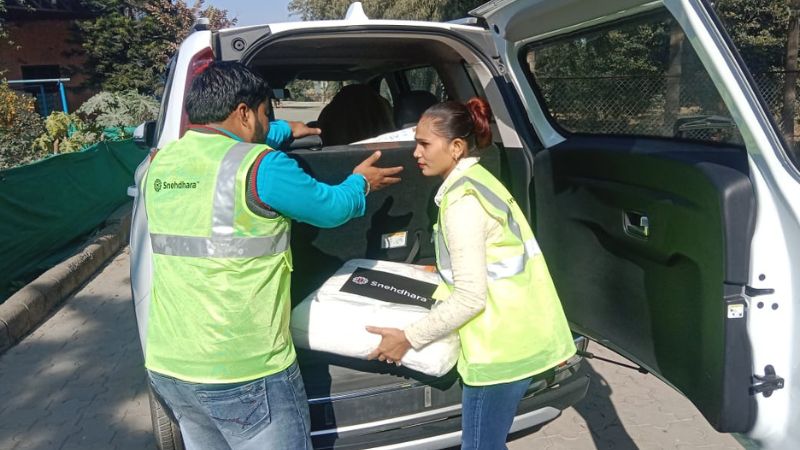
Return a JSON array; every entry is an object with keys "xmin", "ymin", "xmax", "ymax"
[{"xmin": 572, "ymin": 362, "xmax": 639, "ymax": 449}]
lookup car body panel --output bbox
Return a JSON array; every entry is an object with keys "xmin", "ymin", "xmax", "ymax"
[{"xmin": 132, "ymin": 1, "xmax": 800, "ymax": 447}]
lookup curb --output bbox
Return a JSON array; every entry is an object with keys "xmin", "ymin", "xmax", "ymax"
[{"xmin": 0, "ymin": 202, "xmax": 132, "ymax": 355}]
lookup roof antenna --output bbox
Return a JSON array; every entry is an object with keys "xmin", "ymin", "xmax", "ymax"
[{"xmin": 345, "ymin": 2, "xmax": 369, "ymax": 21}]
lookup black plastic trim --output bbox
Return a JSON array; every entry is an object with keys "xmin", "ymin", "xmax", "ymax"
[
  {"xmin": 720, "ymin": 283, "xmax": 756, "ymax": 431},
  {"xmin": 216, "ymin": 25, "xmax": 272, "ymax": 62},
  {"xmin": 551, "ymin": 135, "xmax": 755, "ymax": 285},
  {"xmin": 312, "ymin": 365, "xmax": 589, "ymax": 449}
]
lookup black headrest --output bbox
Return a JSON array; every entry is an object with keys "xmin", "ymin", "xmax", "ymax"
[{"xmin": 394, "ymin": 90, "xmax": 438, "ymax": 129}]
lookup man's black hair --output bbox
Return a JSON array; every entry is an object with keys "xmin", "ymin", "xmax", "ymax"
[{"xmin": 185, "ymin": 61, "xmax": 270, "ymax": 124}]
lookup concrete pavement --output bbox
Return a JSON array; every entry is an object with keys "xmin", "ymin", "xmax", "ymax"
[
  {"xmin": 0, "ymin": 249, "xmax": 151, "ymax": 450},
  {"xmin": 508, "ymin": 353, "xmax": 743, "ymax": 449},
  {"xmin": 0, "ymin": 249, "xmax": 744, "ymax": 449}
]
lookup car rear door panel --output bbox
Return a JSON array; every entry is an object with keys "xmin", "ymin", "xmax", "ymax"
[{"xmin": 533, "ymin": 135, "xmax": 756, "ymax": 431}]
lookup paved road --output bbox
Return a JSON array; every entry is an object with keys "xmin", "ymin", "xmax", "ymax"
[
  {"xmin": 274, "ymin": 101, "xmax": 325, "ymax": 124},
  {"xmin": 0, "ymin": 249, "xmax": 743, "ymax": 449}
]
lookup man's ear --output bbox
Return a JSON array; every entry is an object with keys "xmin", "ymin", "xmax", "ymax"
[{"xmin": 234, "ymin": 103, "xmax": 251, "ymax": 127}]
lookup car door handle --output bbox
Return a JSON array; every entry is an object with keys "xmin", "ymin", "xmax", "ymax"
[{"xmin": 624, "ymin": 211, "xmax": 650, "ymax": 238}]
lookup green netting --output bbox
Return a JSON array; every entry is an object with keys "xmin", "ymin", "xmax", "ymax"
[
  {"xmin": 101, "ymin": 126, "xmax": 138, "ymax": 141},
  {"xmin": 0, "ymin": 140, "xmax": 147, "ymax": 302}
]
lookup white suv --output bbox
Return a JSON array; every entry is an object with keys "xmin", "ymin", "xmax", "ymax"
[{"xmin": 130, "ymin": 1, "xmax": 800, "ymax": 449}]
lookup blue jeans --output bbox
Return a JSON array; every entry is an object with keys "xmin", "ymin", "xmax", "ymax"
[
  {"xmin": 148, "ymin": 362, "xmax": 312, "ymax": 450},
  {"xmin": 461, "ymin": 377, "xmax": 532, "ymax": 450}
]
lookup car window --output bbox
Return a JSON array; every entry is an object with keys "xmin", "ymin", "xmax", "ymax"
[
  {"xmin": 404, "ymin": 67, "xmax": 447, "ymax": 102},
  {"xmin": 711, "ymin": 0, "xmax": 800, "ymax": 168},
  {"xmin": 463, "ymin": 63, "xmax": 487, "ymax": 99},
  {"xmin": 521, "ymin": 11, "xmax": 744, "ymax": 146},
  {"xmin": 274, "ymin": 79, "xmax": 357, "ymax": 124}
]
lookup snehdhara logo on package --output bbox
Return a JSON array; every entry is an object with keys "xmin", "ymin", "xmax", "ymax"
[
  {"xmin": 351, "ymin": 275, "xmax": 429, "ymax": 303},
  {"xmin": 154, "ymin": 178, "xmax": 198, "ymax": 192}
]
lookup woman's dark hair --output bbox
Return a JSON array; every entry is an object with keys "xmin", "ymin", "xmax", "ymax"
[
  {"xmin": 421, "ymin": 97, "xmax": 493, "ymax": 152},
  {"xmin": 185, "ymin": 61, "xmax": 271, "ymax": 124}
]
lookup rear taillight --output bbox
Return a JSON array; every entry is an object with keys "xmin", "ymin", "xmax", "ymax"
[{"xmin": 179, "ymin": 47, "xmax": 215, "ymax": 138}]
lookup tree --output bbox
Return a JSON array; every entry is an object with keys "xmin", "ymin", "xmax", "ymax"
[
  {"xmin": 288, "ymin": 0, "xmax": 484, "ymax": 22},
  {"xmin": 664, "ymin": 22, "xmax": 685, "ymax": 129},
  {"xmin": 713, "ymin": 0, "xmax": 798, "ymax": 152},
  {"xmin": 0, "ymin": 0, "xmax": 15, "ymax": 46},
  {"xmin": 0, "ymin": 1, "xmax": 6, "ymax": 40},
  {"xmin": 0, "ymin": 80, "xmax": 47, "ymax": 169},
  {"xmin": 382, "ymin": 0, "xmax": 485, "ymax": 21},
  {"xmin": 77, "ymin": 0, "xmax": 235, "ymax": 95},
  {"xmin": 288, "ymin": 0, "xmax": 378, "ymax": 21},
  {"xmin": 782, "ymin": 0, "xmax": 800, "ymax": 147},
  {"xmin": 713, "ymin": 0, "xmax": 789, "ymax": 73},
  {"xmin": 33, "ymin": 90, "xmax": 160, "ymax": 154}
]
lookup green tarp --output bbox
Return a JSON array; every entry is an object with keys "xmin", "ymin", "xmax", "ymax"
[{"xmin": 0, "ymin": 140, "xmax": 148, "ymax": 301}]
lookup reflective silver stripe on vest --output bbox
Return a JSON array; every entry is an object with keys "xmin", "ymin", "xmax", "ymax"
[
  {"xmin": 487, "ymin": 253, "xmax": 526, "ymax": 280},
  {"xmin": 151, "ymin": 233, "xmax": 289, "ymax": 258},
  {"xmin": 212, "ymin": 142, "xmax": 254, "ymax": 237},
  {"xmin": 448, "ymin": 176, "xmax": 526, "ymax": 242},
  {"xmin": 434, "ymin": 229, "xmax": 455, "ymax": 284},
  {"xmin": 439, "ymin": 268, "xmax": 455, "ymax": 285},
  {"xmin": 151, "ymin": 141, "xmax": 289, "ymax": 258},
  {"xmin": 436, "ymin": 177, "xmax": 542, "ymax": 282},
  {"xmin": 524, "ymin": 237, "xmax": 542, "ymax": 257}
]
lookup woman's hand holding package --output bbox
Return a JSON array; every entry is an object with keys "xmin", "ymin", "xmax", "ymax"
[{"xmin": 366, "ymin": 326, "xmax": 411, "ymax": 365}]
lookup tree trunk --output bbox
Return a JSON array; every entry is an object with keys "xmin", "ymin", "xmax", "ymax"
[
  {"xmin": 782, "ymin": 0, "xmax": 800, "ymax": 151},
  {"xmin": 526, "ymin": 50, "xmax": 536, "ymax": 73},
  {"xmin": 664, "ymin": 20, "xmax": 684, "ymax": 132}
]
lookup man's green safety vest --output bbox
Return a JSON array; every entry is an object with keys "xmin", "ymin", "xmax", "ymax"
[
  {"xmin": 143, "ymin": 131, "xmax": 295, "ymax": 383},
  {"xmin": 433, "ymin": 163, "xmax": 576, "ymax": 386}
]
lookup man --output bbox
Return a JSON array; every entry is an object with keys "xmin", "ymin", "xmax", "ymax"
[{"xmin": 144, "ymin": 61, "xmax": 402, "ymax": 449}]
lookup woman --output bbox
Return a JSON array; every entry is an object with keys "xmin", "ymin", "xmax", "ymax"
[{"xmin": 366, "ymin": 97, "xmax": 576, "ymax": 449}]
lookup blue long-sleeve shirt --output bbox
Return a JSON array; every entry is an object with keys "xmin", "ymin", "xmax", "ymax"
[
  {"xmin": 259, "ymin": 120, "xmax": 367, "ymax": 228},
  {"xmin": 265, "ymin": 120, "xmax": 293, "ymax": 150},
  {"xmin": 255, "ymin": 151, "xmax": 367, "ymax": 228},
  {"xmin": 206, "ymin": 120, "xmax": 366, "ymax": 228}
]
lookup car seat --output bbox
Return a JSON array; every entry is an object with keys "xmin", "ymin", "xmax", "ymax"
[
  {"xmin": 393, "ymin": 90, "xmax": 438, "ymax": 129},
  {"xmin": 317, "ymin": 84, "xmax": 395, "ymax": 146}
]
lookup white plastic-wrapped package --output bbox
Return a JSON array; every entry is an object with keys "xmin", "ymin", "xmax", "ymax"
[{"xmin": 291, "ymin": 259, "xmax": 460, "ymax": 377}]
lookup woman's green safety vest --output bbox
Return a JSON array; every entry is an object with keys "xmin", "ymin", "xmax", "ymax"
[
  {"xmin": 434, "ymin": 163, "xmax": 576, "ymax": 386},
  {"xmin": 143, "ymin": 131, "xmax": 295, "ymax": 383}
]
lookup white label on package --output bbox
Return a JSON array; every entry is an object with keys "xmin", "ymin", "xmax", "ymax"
[
  {"xmin": 727, "ymin": 304, "xmax": 744, "ymax": 319},
  {"xmin": 381, "ymin": 231, "xmax": 407, "ymax": 249}
]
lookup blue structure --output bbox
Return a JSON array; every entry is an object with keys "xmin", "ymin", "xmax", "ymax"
[{"xmin": 6, "ymin": 78, "xmax": 71, "ymax": 115}]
